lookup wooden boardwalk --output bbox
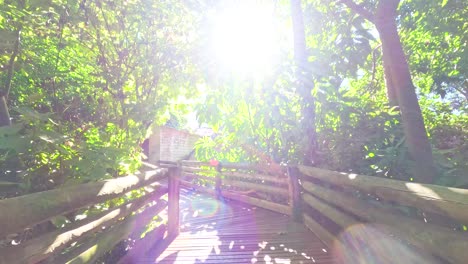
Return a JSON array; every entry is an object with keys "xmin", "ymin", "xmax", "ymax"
[{"xmin": 138, "ymin": 189, "xmax": 334, "ymax": 264}]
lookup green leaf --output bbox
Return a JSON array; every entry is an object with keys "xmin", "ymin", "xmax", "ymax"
[{"xmin": 50, "ymin": 215, "xmax": 70, "ymax": 229}]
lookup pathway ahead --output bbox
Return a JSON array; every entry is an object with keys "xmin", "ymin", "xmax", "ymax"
[{"xmin": 139, "ymin": 189, "xmax": 334, "ymax": 264}]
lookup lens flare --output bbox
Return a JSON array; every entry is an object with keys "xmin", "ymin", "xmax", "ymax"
[{"xmin": 208, "ymin": 2, "xmax": 281, "ymax": 75}]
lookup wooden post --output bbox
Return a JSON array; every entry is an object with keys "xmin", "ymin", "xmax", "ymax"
[
  {"xmin": 167, "ymin": 166, "xmax": 180, "ymax": 237},
  {"xmin": 215, "ymin": 163, "xmax": 222, "ymax": 199},
  {"xmin": 287, "ymin": 166, "xmax": 303, "ymax": 222}
]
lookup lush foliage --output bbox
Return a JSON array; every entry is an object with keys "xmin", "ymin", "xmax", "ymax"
[
  {"xmin": 0, "ymin": 0, "xmax": 466, "ymax": 199},
  {"xmin": 0, "ymin": 0, "xmax": 196, "ymax": 195},
  {"xmin": 193, "ymin": 0, "xmax": 467, "ymax": 186}
]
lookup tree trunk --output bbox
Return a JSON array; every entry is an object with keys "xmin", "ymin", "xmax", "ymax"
[
  {"xmin": 290, "ymin": 0, "xmax": 318, "ymax": 165},
  {"xmin": 381, "ymin": 47, "xmax": 398, "ymax": 107},
  {"xmin": 0, "ymin": 96, "xmax": 11, "ymax": 126},
  {"xmin": 0, "ymin": 47, "xmax": 17, "ymax": 126},
  {"xmin": 0, "ymin": 18, "xmax": 22, "ymax": 127},
  {"xmin": 375, "ymin": 0, "xmax": 436, "ymax": 183}
]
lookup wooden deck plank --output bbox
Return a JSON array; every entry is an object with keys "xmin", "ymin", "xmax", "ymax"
[{"xmin": 136, "ymin": 189, "xmax": 334, "ymax": 264}]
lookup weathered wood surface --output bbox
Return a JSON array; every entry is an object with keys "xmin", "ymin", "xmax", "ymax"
[
  {"xmin": 0, "ymin": 187, "xmax": 168, "ymax": 264},
  {"xmin": 302, "ymin": 180, "xmax": 468, "ymax": 264},
  {"xmin": 181, "ymin": 164, "xmax": 288, "ymax": 185},
  {"xmin": 222, "ymin": 171, "xmax": 289, "ymax": 185},
  {"xmin": 303, "ymin": 214, "xmax": 336, "ymax": 249},
  {"xmin": 298, "ymin": 165, "xmax": 468, "ymax": 223},
  {"xmin": 287, "ymin": 167, "xmax": 302, "ymax": 222},
  {"xmin": 46, "ymin": 200, "xmax": 168, "ymax": 264},
  {"xmin": 221, "ymin": 190, "xmax": 292, "ymax": 216},
  {"xmin": 181, "ymin": 172, "xmax": 215, "ymax": 182},
  {"xmin": 222, "ymin": 178, "xmax": 289, "ymax": 197},
  {"xmin": 167, "ymin": 167, "xmax": 181, "ymax": 237},
  {"xmin": 302, "ymin": 192, "xmax": 359, "ymax": 229},
  {"xmin": 0, "ymin": 169, "xmax": 167, "ymax": 238},
  {"xmin": 181, "ymin": 166, "xmax": 214, "ymax": 174},
  {"xmin": 139, "ymin": 189, "xmax": 334, "ymax": 263},
  {"xmin": 179, "ymin": 160, "xmax": 209, "ymax": 165},
  {"xmin": 215, "ymin": 171, "xmax": 222, "ymax": 198},
  {"xmin": 118, "ymin": 224, "xmax": 167, "ymax": 264},
  {"xmin": 158, "ymin": 160, "xmax": 179, "ymax": 166},
  {"xmin": 180, "ymin": 180, "xmax": 291, "ymax": 216},
  {"xmin": 221, "ymin": 163, "xmax": 284, "ymax": 175},
  {"xmin": 180, "ymin": 180, "xmax": 217, "ymax": 195}
]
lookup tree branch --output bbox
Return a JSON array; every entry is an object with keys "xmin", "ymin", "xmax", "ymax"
[
  {"xmin": 452, "ymin": 81, "xmax": 468, "ymax": 100},
  {"xmin": 339, "ymin": 0, "xmax": 375, "ymax": 23},
  {"xmin": 1, "ymin": 29, "xmax": 21, "ymax": 98}
]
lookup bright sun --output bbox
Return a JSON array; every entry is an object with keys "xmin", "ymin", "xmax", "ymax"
[{"xmin": 209, "ymin": 2, "xmax": 280, "ymax": 75}]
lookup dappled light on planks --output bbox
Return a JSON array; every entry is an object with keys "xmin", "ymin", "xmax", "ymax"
[{"xmin": 140, "ymin": 189, "xmax": 333, "ymax": 263}]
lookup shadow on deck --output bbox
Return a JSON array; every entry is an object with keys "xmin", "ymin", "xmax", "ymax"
[{"xmin": 137, "ymin": 189, "xmax": 333, "ymax": 264}]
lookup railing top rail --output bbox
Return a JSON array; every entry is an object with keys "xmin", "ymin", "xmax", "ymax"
[
  {"xmin": 0, "ymin": 168, "xmax": 168, "ymax": 238},
  {"xmin": 298, "ymin": 165, "xmax": 468, "ymax": 223},
  {"xmin": 176, "ymin": 160, "xmax": 287, "ymax": 176}
]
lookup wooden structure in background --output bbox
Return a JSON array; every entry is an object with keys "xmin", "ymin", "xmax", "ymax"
[{"xmin": 147, "ymin": 127, "xmax": 200, "ymax": 163}]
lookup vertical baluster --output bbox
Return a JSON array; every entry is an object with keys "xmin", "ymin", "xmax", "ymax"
[
  {"xmin": 167, "ymin": 166, "xmax": 180, "ymax": 237},
  {"xmin": 215, "ymin": 163, "xmax": 223, "ymax": 199},
  {"xmin": 288, "ymin": 166, "xmax": 303, "ymax": 222}
]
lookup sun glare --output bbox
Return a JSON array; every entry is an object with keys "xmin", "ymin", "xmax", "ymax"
[{"xmin": 210, "ymin": 2, "xmax": 280, "ymax": 75}]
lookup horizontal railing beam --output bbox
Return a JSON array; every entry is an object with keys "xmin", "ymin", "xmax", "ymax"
[
  {"xmin": 0, "ymin": 169, "xmax": 168, "ymax": 238},
  {"xmin": 222, "ymin": 178, "xmax": 289, "ymax": 197},
  {"xmin": 46, "ymin": 201, "xmax": 168, "ymax": 264},
  {"xmin": 298, "ymin": 165, "xmax": 468, "ymax": 223},
  {"xmin": 301, "ymin": 180, "xmax": 468, "ymax": 264},
  {"xmin": 222, "ymin": 171, "xmax": 288, "ymax": 185},
  {"xmin": 0, "ymin": 188, "xmax": 168, "ymax": 264}
]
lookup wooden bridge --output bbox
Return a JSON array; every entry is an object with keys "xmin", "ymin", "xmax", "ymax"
[
  {"xmin": 0, "ymin": 161, "xmax": 467, "ymax": 263},
  {"xmin": 146, "ymin": 189, "xmax": 332, "ymax": 263}
]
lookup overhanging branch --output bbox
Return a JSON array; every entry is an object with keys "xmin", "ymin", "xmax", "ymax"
[{"xmin": 338, "ymin": 0, "xmax": 375, "ymax": 23}]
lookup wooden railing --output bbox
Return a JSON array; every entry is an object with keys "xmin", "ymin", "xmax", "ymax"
[
  {"xmin": 2, "ymin": 159, "xmax": 467, "ymax": 263},
  {"xmin": 298, "ymin": 166, "xmax": 468, "ymax": 263},
  {"xmin": 166, "ymin": 160, "xmax": 468, "ymax": 264},
  {"xmin": 0, "ymin": 164, "xmax": 180, "ymax": 264},
  {"xmin": 160, "ymin": 160, "xmax": 295, "ymax": 217}
]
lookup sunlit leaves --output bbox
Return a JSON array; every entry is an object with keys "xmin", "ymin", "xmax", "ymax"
[
  {"xmin": 0, "ymin": 0, "xmax": 466, "ymax": 195},
  {"xmin": 0, "ymin": 0, "xmax": 197, "ymax": 195},
  {"xmin": 194, "ymin": 0, "xmax": 466, "ymax": 184}
]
